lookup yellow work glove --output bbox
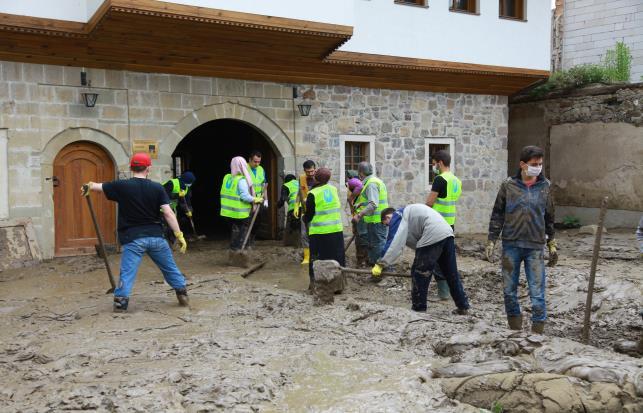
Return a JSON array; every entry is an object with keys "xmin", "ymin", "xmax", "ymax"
[
  {"xmin": 80, "ymin": 182, "xmax": 95, "ymax": 197},
  {"xmin": 371, "ymin": 264, "xmax": 383, "ymax": 277},
  {"xmin": 547, "ymin": 239, "xmax": 558, "ymax": 267},
  {"xmin": 293, "ymin": 203, "xmax": 300, "ymax": 219},
  {"xmin": 174, "ymin": 231, "xmax": 187, "ymax": 254},
  {"xmin": 186, "ymin": 210, "xmax": 193, "ymax": 218},
  {"xmin": 253, "ymin": 197, "xmax": 264, "ymax": 204},
  {"xmin": 485, "ymin": 240, "xmax": 496, "ymax": 262}
]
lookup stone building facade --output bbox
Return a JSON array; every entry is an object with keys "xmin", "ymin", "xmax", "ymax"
[
  {"xmin": 509, "ymin": 83, "xmax": 643, "ymax": 228},
  {"xmin": 0, "ymin": 60, "xmax": 509, "ymax": 258}
]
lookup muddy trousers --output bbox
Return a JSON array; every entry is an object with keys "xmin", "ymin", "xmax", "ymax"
[
  {"xmin": 501, "ymin": 245, "xmax": 546, "ymax": 322},
  {"xmin": 366, "ymin": 222, "xmax": 387, "ymax": 265},
  {"xmin": 300, "ymin": 220, "xmax": 310, "ymax": 248},
  {"xmin": 309, "ymin": 232, "xmax": 346, "ymax": 283},
  {"xmin": 114, "ymin": 237, "xmax": 186, "ymax": 298},
  {"xmin": 410, "ymin": 236, "xmax": 469, "ymax": 312},
  {"xmin": 354, "ymin": 220, "xmax": 369, "ymax": 266},
  {"xmin": 228, "ymin": 217, "xmax": 250, "ymax": 251}
]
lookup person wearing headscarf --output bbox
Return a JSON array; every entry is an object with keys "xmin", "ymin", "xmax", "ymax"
[
  {"xmin": 346, "ymin": 177, "xmax": 368, "ymax": 267},
  {"xmin": 303, "ymin": 168, "xmax": 345, "ymax": 291},
  {"xmin": 220, "ymin": 156, "xmax": 263, "ymax": 251}
]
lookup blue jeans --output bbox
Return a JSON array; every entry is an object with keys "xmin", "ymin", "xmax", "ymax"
[
  {"xmin": 502, "ymin": 244, "xmax": 546, "ymax": 322},
  {"xmin": 411, "ymin": 236, "xmax": 469, "ymax": 311},
  {"xmin": 114, "ymin": 237, "xmax": 186, "ymax": 298},
  {"xmin": 366, "ymin": 222, "xmax": 387, "ymax": 265}
]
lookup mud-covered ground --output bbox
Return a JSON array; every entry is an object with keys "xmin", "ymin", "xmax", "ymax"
[{"xmin": 0, "ymin": 230, "xmax": 641, "ymax": 412}]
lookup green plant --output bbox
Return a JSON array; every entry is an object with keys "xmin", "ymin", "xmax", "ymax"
[
  {"xmin": 529, "ymin": 41, "xmax": 632, "ymax": 97},
  {"xmin": 562, "ymin": 215, "xmax": 581, "ymax": 228},
  {"xmin": 491, "ymin": 401, "xmax": 504, "ymax": 413},
  {"xmin": 602, "ymin": 41, "xmax": 632, "ymax": 82}
]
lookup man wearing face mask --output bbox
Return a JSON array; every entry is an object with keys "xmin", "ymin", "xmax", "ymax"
[
  {"xmin": 486, "ymin": 145, "xmax": 556, "ymax": 334},
  {"xmin": 163, "ymin": 171, "xmax": 196, "ymax": 241},
  {"xmin": 426, "ymin": 150, "xmax": 461, "ymax": 301}
]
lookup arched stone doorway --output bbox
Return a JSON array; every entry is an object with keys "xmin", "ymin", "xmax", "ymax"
[
  {"xmin": 160, "ymin": 102, "xmax": 295, "ymax": 240},
  {"xmin": 41, "ymin": 128, "xmax": 130, "ymax": 258}
]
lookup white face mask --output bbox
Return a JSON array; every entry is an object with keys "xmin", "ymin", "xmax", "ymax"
[
  {"xmin": 432, "ymin": 164, "xmax": 440, "ymax": 174},
  {"xmin": 526, "ymin": 165, "xmax": 542, "ymax": 177}
]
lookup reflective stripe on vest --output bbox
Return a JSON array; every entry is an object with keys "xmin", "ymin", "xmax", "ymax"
[
  {"xmin": 219, "ymin": 174, "xmax": 252, "ymax": 219},
  {"xmin": 163, "ymin": 178, "xmax": 189, "ymax": 212},
  {"xmin": 355, "ymin": 176, "xmax": 389, "ymax": 224},
  {"xmin": 309, "ymin": 184, "xmax": 343, "ymax": 235},
  {"xmin": 249, "ymin": 164, "xmax": 266, "ymax": 197},
  {"xmin": 284, "ymin": 180, "xmax": 299, "ymax": 212},
  {"xmin": 432, "ymin": 171, "xmax": 462, "ymax": 225}
]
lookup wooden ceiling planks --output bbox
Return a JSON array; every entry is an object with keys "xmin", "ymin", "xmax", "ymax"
[{"xmin": 0, "ymin": 0, "xmax": 548, "ymax": 95}]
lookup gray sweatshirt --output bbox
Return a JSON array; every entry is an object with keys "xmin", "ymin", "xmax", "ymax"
[
  {"xmin": 359, "ymin": 175, "xmax": 379, "ymax": 217},
  {"xmin": 378, "ymin": 204, "xmax": 454, "ymax": 267}
]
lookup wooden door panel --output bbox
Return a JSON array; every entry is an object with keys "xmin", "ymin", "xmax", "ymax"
[{"xmin": 54, "ymin": 142, "xmax": 115, "ymax": 256}]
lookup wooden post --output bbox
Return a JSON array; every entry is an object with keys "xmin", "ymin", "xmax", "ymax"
[{"xmin": 581, "ymin": 197, "xmax": 609, "ymax": 344}]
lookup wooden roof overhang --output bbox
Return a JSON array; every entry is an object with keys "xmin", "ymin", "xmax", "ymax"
[{"xmin": 0, "ymin": 0, "xmax": 549, "ymax": 95}]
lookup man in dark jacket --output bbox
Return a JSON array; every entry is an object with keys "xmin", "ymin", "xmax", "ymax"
[{"xmin": 486, "ymin": 145, "xmax": 556, "ymax": 334}]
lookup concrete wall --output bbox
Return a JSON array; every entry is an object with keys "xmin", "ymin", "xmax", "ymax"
[
  {"xmin": 508, "ymin": 84, "xmax": 643, "ymax": 228},
  {"xmin": 0, "ymin": 0, "xmax": 552, "ymax": 71},
  {"xmin": 0, "ymin": 60, "xmax": 508, "ymax": 258},
  {"xmin": 562, "ymin": 0, "xmax": 643, "ymax": 82}
]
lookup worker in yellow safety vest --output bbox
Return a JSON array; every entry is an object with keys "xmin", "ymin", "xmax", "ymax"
[
  {"xmin": 277, "ymin": 174, "xmax": 300, "ymax": 245},
  {"xmin": 352, "ymin": 162, "xmax": 389, "ymax": 271},
  {"xmin": 221, "ymin": 156, "xmax": 263, "ymax": 251},
  {"xmin": 295, "ymin": 159, "xmax": 317, "ymax": 264},
  {"xmin": 426, "ymin": 149, "xmax": 462, "ymax": 300},
  {"xmin": 247, "ymin": 150, "xmax": 268, "ymax": 247},
  {"xmin": 302, "ymin": 167, "xmax": 345, "ymax": 292}
]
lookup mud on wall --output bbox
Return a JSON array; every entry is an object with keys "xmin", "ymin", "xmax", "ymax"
[{"xmin": 508, "ymin": 84, "xmax": 643, "ymax": 227}]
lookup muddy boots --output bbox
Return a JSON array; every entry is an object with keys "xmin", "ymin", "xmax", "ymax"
[
  {"xmin": 437, "ymin": 279, "xmax": 451, "ymax": 300},
  {"xmin": 113, "ymin": 297, "xmax": 129, "ymax": 313},
  {"xmin": 301, "ymin": 248, "xmax": 310, "ymax": 265},
  {"xmin": 507, "ymin": 315, "xmax": 523, "ymax": 330},
  {"xmin": 175, "ymin": 288, "xmax": 189, "ymax": 307},
  {"xmin": 531, "ymin": 321, "xmax": 545, "ymax": 334}
]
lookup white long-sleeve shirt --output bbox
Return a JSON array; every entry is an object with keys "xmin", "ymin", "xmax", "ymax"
[{"xmin": 378, "ymin": 204, "xmax": 454, "ymax": 267}]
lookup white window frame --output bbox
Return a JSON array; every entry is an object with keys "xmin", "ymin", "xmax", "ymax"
[
  {"xmin": 424, "ymin": 137, "xmax": 455, "ymax": 190},
  {"xmin": 339, "ymin": 135, "xmax": 376, "ymax": 190}
]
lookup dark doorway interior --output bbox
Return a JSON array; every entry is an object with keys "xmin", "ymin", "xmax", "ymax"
[{"xmin": 172, "ymin": 119, "xmax": 279, "ymax": 239}]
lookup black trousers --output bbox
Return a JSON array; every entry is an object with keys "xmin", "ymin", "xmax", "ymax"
[
  {"xmin": 411, "ymin": 236, "xmax": 469, "ymax": 312},
  {"xmin": 309, "ymin": 231, "xmax": 346, "ymax": 283},
  {"xmin": 228, "ymin": 217, "xmax": 250, "ymax": 251}
]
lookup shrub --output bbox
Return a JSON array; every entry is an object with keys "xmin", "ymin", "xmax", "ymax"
[{"xmin": 529, "ymin": 41, "xmax": 632, "ymax": 97}]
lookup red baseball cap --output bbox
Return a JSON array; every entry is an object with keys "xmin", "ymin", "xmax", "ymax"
[{"xmin": 130, "ymin": 152, "xmax": 152, "ymax": 167}]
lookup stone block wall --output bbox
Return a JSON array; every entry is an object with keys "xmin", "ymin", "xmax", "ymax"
[
  {"xmin": 0, "ymin": 60, "xmax": 508, "ymax": 256},
  {"xmin": 508, "ymin": 83, "xmax": 643, "ymax": 228},
  {"xmin": 562, "ymin": 0, "xmax": 643, "ymax": 82}
]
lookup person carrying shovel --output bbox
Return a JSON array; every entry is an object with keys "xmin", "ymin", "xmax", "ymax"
[
  {"xmin": 81, "ymin": 152, "xmax": 189, "ymax": 312},
  {"xmin": 220, "ymin": 156, "xmax": 263, "ymax": 255},
  {"xmin": 163, "ymin": 171, "xmax": 196, "ymax": 241},
  {"xmin": 376, "ymin": 204, "xmax": 470, "ymax": 315}
]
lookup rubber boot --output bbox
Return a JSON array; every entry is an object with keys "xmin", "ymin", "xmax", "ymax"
[
  {"xmin": 437, "ymin": 279, "xmax": 450, "ymax": 300},
  {"xmin": 175, "ymin": 288, "xmax": 189, "ymax": 307},
  {"xmin": 531, "ymin": 321, "xmax": 545, "ymax": 334},
  {"xmin": 301, "ymin": 248, "xmax": 310, "ymax": 265},
  {"xmin": 507, "ymin": 315, "xmax": 523, "ymax": 330}
]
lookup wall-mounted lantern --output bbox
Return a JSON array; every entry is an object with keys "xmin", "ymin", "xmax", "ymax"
[
  {"xmin": 293, "ymin": 87, "xmax": 313, "ymax": 117},
  {"xmin": 80, "ymin": 70, "xmax": 99, "ymax": 108}
]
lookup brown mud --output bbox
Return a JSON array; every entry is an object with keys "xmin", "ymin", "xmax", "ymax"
[{"xmin": 0, "ymin": 230, "xmax": 641, "ymax": 412}]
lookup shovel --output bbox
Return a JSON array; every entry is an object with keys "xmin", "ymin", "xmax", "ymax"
[
  {"xmin": 340, "ymin": 266, "xmax": 411, "ymax": 278},
  {"xmin": 82, "ymin": 186, "xmax": 116, "ymax": 294},
  {"xmin": 240, "ymin": 183, "xmax": 267, "ymax": 251},
  {"xmin": 181, "ymin": 196, "xmax": 206, "ymax": 241}
]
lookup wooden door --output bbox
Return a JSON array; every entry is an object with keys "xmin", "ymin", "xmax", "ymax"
[{"xmin": 53, "ymin": 142, "xmax": 116, "ymax": 256}]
